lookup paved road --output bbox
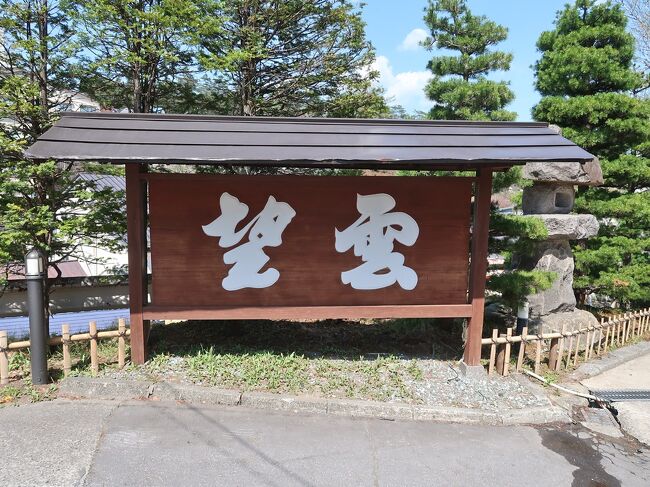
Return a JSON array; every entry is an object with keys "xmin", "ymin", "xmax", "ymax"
[
  {"xmin": 1, "ymin": 399, "xmax": 649, "ymax": 486},
  {"xmin": 583, "ymin": 352, "xmax": 650, "ymax": 446}
]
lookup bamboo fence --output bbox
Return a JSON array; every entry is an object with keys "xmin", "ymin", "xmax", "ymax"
[
  {"xmin": 482, "ymin": 308, "xmax": 650, "ymax": 376},
  {"xmin": 0, "ymin": 318, "xmax": 130, "ymax": 385}
]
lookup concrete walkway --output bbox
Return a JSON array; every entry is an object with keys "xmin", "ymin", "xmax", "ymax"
[
  {"xmin": 1, "ymin": 399, "xmax": 649, "ymax": 486},
  {"xmin": 583, "ymin": 352, "xmax": 650, "ymax": 446}
]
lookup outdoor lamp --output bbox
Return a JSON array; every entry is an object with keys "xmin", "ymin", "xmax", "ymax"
[
  {"xmin": 24, "ymin": 247, "xmax": 48, "ymax": 384},
  {"xmin": 25, "ymin": 248, "xmax": 46, "ymax": 278}
]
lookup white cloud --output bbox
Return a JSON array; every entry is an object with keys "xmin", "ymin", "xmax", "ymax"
[
  {"xmin": 372, "ymin": 55, "xmax": 432, "ymax": 113},
  {"xmin": 399, "ymin": 28, "xmax": 428, "ymax": 51}
]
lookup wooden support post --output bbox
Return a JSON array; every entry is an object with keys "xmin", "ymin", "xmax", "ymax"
[
  {"xmin": 463, "ymin": 169, "xmax": 492, "ymax": 367},
  {"xmin": 612, "ymin": 319, "xmax": 618, "ymax": 347},
  {"xmin": 62, "ymin": 324, "xmax": 71, "ymax": 377},
  {"xmin": 89, "ymin": 321, "xmax": 98, "ymax": 376},
  {"xmin": 604, "ymin": 318, "xmax": 611, "ymax": 352},
  {"xmin": 586, "ymin": 328, "xmax": 594, "ymax": 360},
  {"xmin": 126, "ymin": 164, "xmax": 150, "ymax": 365},
  {"xmin": 118, "ymin": 318, "xmax": 126, "ymax": 369},
  {"xmin": 0, "ymin": 331, "xmax": 8, "ymax": 385},
  {"xmin": 622, "ymin": 314, "xmax": 628, "ymax": 344},
  {"xmin": 516, "ymin": 326, "xmax": 528, "ymax": 373},
  {"xmin": 488, "ymin": 328, "xmax": 498, "ymax": 375}
]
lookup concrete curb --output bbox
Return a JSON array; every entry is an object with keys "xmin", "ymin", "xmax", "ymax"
[
  {"xmin": 569, "ymin": 340, "xmax": 650, "ymax": 381},
  {"xmin": 58, "ymin": 377, "xmax": 571, "ymax": 426}
]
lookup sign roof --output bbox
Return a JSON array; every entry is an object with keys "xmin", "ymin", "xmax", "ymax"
[{"xmin": 25, "ymin": 112, "xmax": 595, "ymax": 170}]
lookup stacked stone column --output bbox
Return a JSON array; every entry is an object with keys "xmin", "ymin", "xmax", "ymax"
[{"xmin": 518, "ymin": 158, "xmax": 603, "ymax": 333}]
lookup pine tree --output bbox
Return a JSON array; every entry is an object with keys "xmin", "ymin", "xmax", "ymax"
[
  {"xmin": 422, "ymin": 0, "xmax": 516, "ymax": 121},
  {"xmin": 533, "ymin": 0, "xmax": 650, "ymax": 308},
  {"xmin": 422, "ymin": 0, "xmax": 552, "ymax": 316},
  {"xmin": 193, "ymin": 0, "xmax": 388, "ymax": 117}
]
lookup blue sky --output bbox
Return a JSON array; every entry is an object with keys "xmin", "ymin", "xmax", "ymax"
[{"xmin": 360, "ymin": 0, "xmax": 571, "ymax": 120}]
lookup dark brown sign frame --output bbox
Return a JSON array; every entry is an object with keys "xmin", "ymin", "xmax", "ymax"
[{"xmin": 126, "ymin": 167, "xmax": 493, "ymax": 368}]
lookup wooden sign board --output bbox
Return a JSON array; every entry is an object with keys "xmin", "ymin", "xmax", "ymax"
[{"xmin": 148, "ymin": 174, "xmax": 472, "ymax": 318}]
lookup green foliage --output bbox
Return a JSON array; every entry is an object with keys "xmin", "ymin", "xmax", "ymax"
[
  {"xmin": 420, "ymin": 1, "xmax": 550, "ymax": 311},
  {"xmin": 533, "ymin": 0, "xmax": 650, "ymax": 307},
  {"xmin": 489, "ymin": 270, "xmax": 557, "ymax": 309},
  {"xmin": 193, "ymin": 0, "xmax": 388, "ymax": 117},
  {"xmin": 67, "ymin": 0, "xmax": 204, "ymax": 113},
  {"xmin": 422, "ymin": 0, "xmax": 516, "ymax": 121},
  {"xmin": 0, "ymin": 1, "xmax": 125, "ymax": 294}
]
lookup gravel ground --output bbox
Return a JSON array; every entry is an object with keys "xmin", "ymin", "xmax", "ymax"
[
  {"xmin": 95, "ymin": 357, "xmax": 547, "ymax": 412},
  {"xmin": 408, "ymin": 361, "xmax": 547, "ymax": 410}
]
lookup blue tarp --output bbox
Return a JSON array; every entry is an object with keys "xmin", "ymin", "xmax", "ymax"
[{"xmin": 0, "ymin": 308, "xmax": 129, "ymax": 339}]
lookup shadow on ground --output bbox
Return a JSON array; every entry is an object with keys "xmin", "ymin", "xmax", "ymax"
[{"xmin": 147, "ymin": 318, "xmax": 466, "ymax": 361}]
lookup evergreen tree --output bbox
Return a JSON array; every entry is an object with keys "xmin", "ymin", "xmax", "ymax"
[
  {"xmin": 533, "ymin": 0, "xmax": 650, "ymax": 308},
  {"xmin": 421, "ymin": 0, "xmax": 552, "ymax": 317},
  {"xmin": 193, "ymin": 0, "xmax": 388, "ymax": 117},
  {"xmin": 422, "ymin": 0, "xmax": 516, "ymax": 121},
  {"xmin": 68, "ymin": 0, "xmax": 205, "ymax": 113},
  {"xmin": 0, "ymin": 1, "xmax": 125, "ymax": 313}
]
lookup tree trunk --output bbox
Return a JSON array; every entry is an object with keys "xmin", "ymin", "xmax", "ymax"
[{"xmin": 37, "ymin": 0, "xmax": 49, "ymax": 122}]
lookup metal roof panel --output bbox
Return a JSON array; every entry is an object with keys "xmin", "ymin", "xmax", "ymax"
[{"xmin": 25, "ymin": 113, "xmax": 595, "ymax": 168}]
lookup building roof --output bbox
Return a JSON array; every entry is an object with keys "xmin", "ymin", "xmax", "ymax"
[
  {"xmin": 24, "ymin": 112, "xmax": 595, "ymax": 170},
  {"xmin": 7, "ymin": 260, "xmax": 87, "ymax": 281},
  {"xmin": 77, "ymin": 172, "xmax": 126, "ymax": 191}
]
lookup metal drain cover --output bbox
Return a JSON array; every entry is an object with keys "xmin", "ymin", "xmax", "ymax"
[{"xmin": 591, "ymin": 389, "xmax": 650, "ymax": 401}]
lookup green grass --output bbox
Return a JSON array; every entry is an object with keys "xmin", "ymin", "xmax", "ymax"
[
  {"xmin": 5, "ymin": 318, "xmax": 466, "ymax": 403},
  {"xmin": 0, "ymin": 380, "xmax": 57, "ymax": 406},
  {"xmin": 140, "ymin": 346, "xmax": 425, "ymax": 402}
]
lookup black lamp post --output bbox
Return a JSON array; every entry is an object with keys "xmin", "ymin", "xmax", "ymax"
[{"xmin": 25, "ymin": 248, "xmax": 48, "ymax": 385}]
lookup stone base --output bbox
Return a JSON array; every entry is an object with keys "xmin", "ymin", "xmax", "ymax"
[
  {"xmin": 520, "ymin": 239, "xmax": 576, "ymax": 316},
  {"xmin": 530, "ymin": 309, "xmax": 599, "ymax": 337},
  {"xmin": 458, "ymin": 361, "xmax": 487, "ymax": 378}
]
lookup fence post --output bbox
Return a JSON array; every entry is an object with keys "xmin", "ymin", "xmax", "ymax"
[
  {"xmin": 554, "ymin": 325, "xmax": 566, "ymax": 372},
  {"xmin": 535, "ymin": 332, "xmax": 542, "ymax": 374},
  {"xmin": 516, "ymin": 326, "xmax": 528, "ymax": 373},
  {"xmin": 565, "ymin": 333, "xmax": 574, "ymax": 370},
  {"xmin": 0, "ymin": 331, "xmax": 8, "ymax": 385},
  {"xmin": 488, "ymin": 328, "xmax": 498, "ymax": 375},
  {"xmin": 548, "ymin": 333, "xmax": 560, "ymax": 371},
  {"xmin": 89, "ymin": 321, "xmax": 98, "ymax": 376},
  {"xmin": 62, "ymin": 324, "xmax": 71, "ymax": 377},
  {"xmin": 573, "ymin": 332, "xmax": 582, "ymax": 367},
  {"xmin": 503, "ymin": 327, "xmax": 512, "ymax": 376},
  {"xmin": 596, "ymin": 318, "xmax": 604, "ymax": 355},
  {"xmin": 118, "ymin": 318, "xmax": 126, "ymax": 369},
  {"xmin": 496, "ymin": 333, "xmax": 506, "ymax": 375}
]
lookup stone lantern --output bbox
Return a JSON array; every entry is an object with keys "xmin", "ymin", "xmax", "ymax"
[{"xmin": 518, "ymin": 153, "xmax": 603, "ymax": 334}]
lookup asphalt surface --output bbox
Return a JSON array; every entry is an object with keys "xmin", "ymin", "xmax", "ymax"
[
  {"xmin": 1, "ymin": 399, "xmax": 649, "ymax": 486},
  {"xmin": 583, "ymin": 352, "xmax": 650, "ymax": 446}
]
